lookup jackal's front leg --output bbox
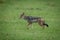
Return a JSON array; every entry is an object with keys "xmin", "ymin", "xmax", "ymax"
[{"xmin": 27, "ymin": 22, "xmax": 32, "ymax": 29}]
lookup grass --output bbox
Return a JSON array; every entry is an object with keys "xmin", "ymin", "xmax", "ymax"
[{"xmin": 0, "ymin": 0, "xmax": 60, "ymax": 40}]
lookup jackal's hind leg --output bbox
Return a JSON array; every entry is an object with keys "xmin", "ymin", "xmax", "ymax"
[{"xmin": 38, "ymin": 21, "xmax": 45, "ymax": 29}]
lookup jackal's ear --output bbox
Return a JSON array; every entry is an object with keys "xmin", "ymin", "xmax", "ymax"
[
  {"xmin": 21, "ymin": 12, "xmax": 25, "ymax": 16},
  {"xmin": 20, "ymin": 12, "xmax": 25, "ymax": 18},
  {"xmin": 22, "ymin": 12, "xmax": 24, "ymax": 15},
  {"xmin": 22, "ymin": 12, "xmax": 25, "ymax": 16}
]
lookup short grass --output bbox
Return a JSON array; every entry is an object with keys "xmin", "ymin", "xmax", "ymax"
[{"xmin": 0, "ymin": 0, "xmax": 60, "ymax": 40}]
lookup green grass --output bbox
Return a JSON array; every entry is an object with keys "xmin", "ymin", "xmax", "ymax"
[{"xmin": 0, "ymin": 0, "xmax": 60, "ymax": 40}]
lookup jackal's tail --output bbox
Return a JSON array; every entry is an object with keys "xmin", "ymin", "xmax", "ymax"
[{"xmin": 43, "ymin": 23, "xmax": 49, "ymax": 27}]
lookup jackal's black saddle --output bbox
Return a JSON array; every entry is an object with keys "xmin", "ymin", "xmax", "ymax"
[{"xmin": 24, "ymin": 16, "xmax": 41, "ymax": 22}]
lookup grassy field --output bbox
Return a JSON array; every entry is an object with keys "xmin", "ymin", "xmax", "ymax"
[{"xmin": 0, "ymin": 0, "xmax": 60, "ymax": 40}]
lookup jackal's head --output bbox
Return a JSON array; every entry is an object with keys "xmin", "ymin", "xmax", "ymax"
[{"xmin": 20, "ymin": 12, "xmax": 25, "ymax": 18}]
